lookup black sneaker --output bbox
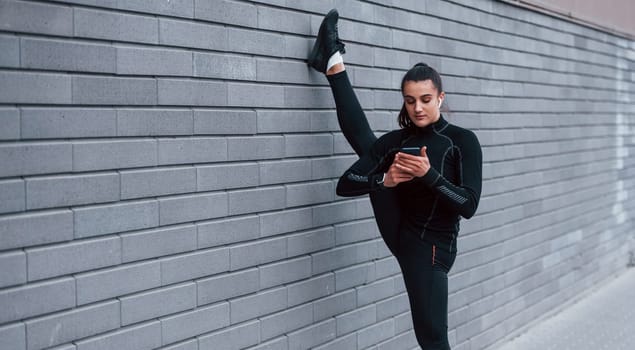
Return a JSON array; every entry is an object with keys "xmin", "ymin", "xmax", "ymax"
[{"xmin": 307, "ymin": 9, "xmax": 346, "ymax": 73}]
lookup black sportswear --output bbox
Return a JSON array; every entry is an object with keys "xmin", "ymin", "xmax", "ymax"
[{"xmin": 336, "ymin": 114, "xmax": 482, "ymax": 253}]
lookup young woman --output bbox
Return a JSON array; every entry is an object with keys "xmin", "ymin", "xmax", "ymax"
[{"xmin": 308, "ymin": 10, "xmax": 483, "ymax": 350}]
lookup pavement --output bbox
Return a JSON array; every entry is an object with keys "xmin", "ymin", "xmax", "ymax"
[{"xmin": 495, "ymin": 267, "xmax": 635, "ymax": 350}]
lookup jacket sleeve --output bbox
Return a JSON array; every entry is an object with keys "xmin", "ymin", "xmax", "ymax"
[
  {"xmin": 336, "ymin": 142, "xmax": 398, "ymax": 197},
  {"xmin": 418, "ymin": 130, "xmax": 482, "ymax": 219}
]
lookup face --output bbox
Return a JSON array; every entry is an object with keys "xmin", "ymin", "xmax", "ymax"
[{"xmin": 402, "ymin": 80, "xmax": 445, "ymax": 128}]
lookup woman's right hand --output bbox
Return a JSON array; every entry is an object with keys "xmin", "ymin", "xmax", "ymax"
[{"xmin": 383, "ymin": 163, "xmax": 415, "ymax": 187}]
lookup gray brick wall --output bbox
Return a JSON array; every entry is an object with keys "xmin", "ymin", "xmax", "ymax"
[{"xmin": 0, "ymin": 0, "xmax": 633, "ymax": 350}]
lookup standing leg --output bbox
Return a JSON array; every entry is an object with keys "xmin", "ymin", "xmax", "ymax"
[{"xmin": 397, "ymin": 231, "xmax": 453, "ymax": 350}]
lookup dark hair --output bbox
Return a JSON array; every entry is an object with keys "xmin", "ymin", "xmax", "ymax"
[{"xmin": 398, "ymin": 62, "xmax": 444, "ymax": 129}]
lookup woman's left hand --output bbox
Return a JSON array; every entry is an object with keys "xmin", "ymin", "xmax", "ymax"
[{"xmin": 394, "ymin": 146, "xmax": 430, "ymax": 177}]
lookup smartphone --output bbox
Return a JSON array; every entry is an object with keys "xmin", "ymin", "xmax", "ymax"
[{"xmin": 400, "ymin": 147, "xmax": 421, "ymax": 156}]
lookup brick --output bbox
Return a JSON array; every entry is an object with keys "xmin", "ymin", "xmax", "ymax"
[
  {"xmin": 312, "ymin": 332, "xmax": 356, "ymax": 350},
  {"xmin": 159, "ymin": 192, "xmax": 228, "ymax": 225},
  {"xmin": 228, "ymin": 186, "xmax": 286, "ymax": 216},
  {"xmin": 313, "ymin": 289, "xmax": 357, "ymax": 321},
  {"xmin": 256, "ymin": 110, "xmax": 311, "ymax": 134},
  {"xmin": 161, "ymin": 302, "xmax": 229, "ymax": 345},
  {"xmin": 286, "ymin": 181, "xmax": 334, "ymax": 207},
  {"xmin": 0, "ymin": 250, "xmax": 25, "ymax": 288},
  {"xmin": 376, "ymin": 293, "xmax": 410, "ymax": 320},
  {"xmin": 73, "ymin": 139, "xmax": 157, "ymax": 171},
  {"xmin": 229, "ymin": 236, "xmax": 287, "ymax": 270},
  {"xmin": 376, "ymin": 330, "xmax": 418, "ymax": 350},
  {"xmin": 287, "ymin": 227, "xmax": 335, "ymax": 257},
  {"xmin": 283, "ymin": 35, "xmax": 311, "ymax": 60},
  {"xmin": 48, "ymin": 344, "xmax": 76, "ymax": 350},
  {"xmin": 158, "ymin": 79, "xmax": 227, "ymax": 106},
  {"xmin": 374, "ymin": 46, "xmax": 411, "ymax": 70},
  {"xmin": 0, "ymin": 179, "xmax": 24, "ymax": 213},
  {"xmin": 0, "ymin": 323, "xmax": 25, "ymax": 350},
  {"xmin": 260, "ymin": 207, "xmax": 313, "ymax": 237},
  {"xmin": 257, "ymin": 7, "xmax": 310, "ymax": 36},
  {"xmin": 259, "ymin": 159, "xmax": 312, "ymax": 186},
  {"xmin": 26, "ymin": 301, "xmax": 120, "ymax": 350},
  {"xmin": 227, "ymin": 136, "xmax": 285, "ymax": 161},
  {"xmin": 260, "ymin": 304, "xmax": 313, "ymax": 341},
  {"xmin": 117, "ymin": 46, "xmax": 192, "ymax": 76},
  {"xmin": 197, "ymin": 268, "xmax": 259, "ymax": 306},
  {"xmin": 0, "ymin": 71, "xmax": 71, "ymax": 104},
  {"xmin": 374, "ymin": 257, "xmax": 400, "ymax": 280},
  {"xmin": 197, "ymin": 163, "xmax": 259, "ymax": 191},
  {"xmin": 194, "ymin": 0, "xmax": 257, "ymax": 27},
  {"xmin": 256, "ymin": 58, "xmax": 313, "ymax": 85},
  {"xmin": 0, "ymin": 142, "xmax": 72, "ymax": 177},
  {"xmin": 0, "ymin": 35, "xmax": 19, "ymax": 68},
  {"xmin": 75, "ymin": 321, "xmax": 161, "ymax": 350},
  {"xmin": 197, "ymin": 215, "xmax": 260, "ymax": 249},
  {"xmin": 161, "ymin": 339, "xmax": 197, "ymax": 350},
  {"xmin": 335, "ymin": 219, "xmax": 379, "ymax": 245},
  {"xmin": 26, "ymin": 172, "xmax": 119, "ymax": 210},
  {"xmin": 21, "ymin": 108, "xmax": 117, "ymax": 139},
  {"xmin": 352, "ymin": 66, "xmax": 393, "ymax": 89},
  {"xmin": 228, "ymin": 28, "xmax": 283, "ymax": 57},
  {"xmin": 160, "ymin": 247, "xmax": 230, "ymax": 285},
  {"xmin": 312, "ymin": 201, "xmax": 357, "ymax": 227},
  {"xmin": 74, "ymin": 8, "xmax": 157, "ymax": 44},
  {"xmin": 21, "ymin": 38, "xmax": 115, "ymax": 73},
  {"xmin": 259, "ymin": 256, "xmax": 312, "ymax": 289},
  {"xmin": 159, "ymin": 18, "xmax": 227, "ymax": 50},
  {"xmin": 109, "ymin": 0, "xmax": 194, "ymax": 17},
  {"xmin": 72, "ymin": 76, "xmax": 157, "ymax": 105},
  {"xmin": 334, "ymin": 262, "xmax": 376, "ymax": 292},
  {"xmin": 287, "ymin": 319, "xmax": 336, "ymax": 350},
  {"xmin": 27, "ymin": 236, "xmax": 121, "ymax": 281},
  {"xmin": 311, "ymin": 156, "xmax": 357, "ymax": 180},
  {"xmin": 197, "ymin": 320, "xmax": 260, "ymax": 350},
  {"xmin": 335, "ymin": 304, "xmax": 376, "ymax": 336},
  {"xmin": 117, "ymin": 109, "xmax": 193, "ymax": 136},
  {"xmin": 193, "ymin": 109, "xmax": 257, "ymax": 135},
  {"xmin": 120, "ymin": 282, "xmax": 196, "ymax": 326},
  {"xmin": 309, "ymin": 111, "xmax": 339, "ymax": 133},
  {"xmin": 194, "ymin": 52, "xmax": 255, "ymax": 80},
  {"xmin": 0, "ymin": 277, "xmax": 75, "ymax": 324},
  {"xmin": 0, "ymin": 0, "xmax": 72, "ymax": 36},
  {"xmin": 249, "ymin": 337, "xmax": 288, "ymax": 350},
  {"xmin": 357, "ymin": 318, "xmax": 395, "ymax": 349},
  {"xmin": 285, "ymin": 134, "xmax": 333, "ymax": 157},
  {"xmin": 0, "ymin": 108, "xmax": 19, "ymax": 141},
  {"xmin": 121, "ymin": 224, "xmax": 197, "ymax": 262},
  {"xmin": 357, "ymin": 277, "xmax": 395, "ymax": 306},
  {"xmin": 121, "ymin": 166, "xmax": 196, "ymax": 199},
  {"xmin": 228, "ymin": 83, "xmax": 284, "ymax": 108},
  {"xmin": 230, "ymin": 287, "xmax": 287, "ymax": 324},
  {"xmin": 288, "ymin": 274, "xmax": 335, "ymax": 307},
  {"xmin": 0, "ymin": 210, "xmax": 73, "ymax": 250},
  {"xmin": 76, "ymin": 261, "xmax": 161, "ymax": 305},
  {"xmin": 284, "ymin": 86, "xmax": 335, "ymax": 109},
  {"xmin": 312, "ymin": 241, "xmax": 377, "ymax": 275},
  {"xmin": 73, "ymin": 199, "xmax": 158, "ymax": 238},
  {"xmin": 158, "ymin": 137, "xmax": 227, "ymax": 165},
  {"xmin": 394, "ymin": 311, "xmax": 413, "ymax": 334}
]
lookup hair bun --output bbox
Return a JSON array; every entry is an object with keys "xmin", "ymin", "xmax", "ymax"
[{"xmin": 413, "ymin": 62, "xmax": 429, "ymax": 68}]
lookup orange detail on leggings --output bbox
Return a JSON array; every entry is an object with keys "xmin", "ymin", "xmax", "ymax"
[{"xmin": 432, "ymin": 244, "xmax": 436, "ymax": 265}]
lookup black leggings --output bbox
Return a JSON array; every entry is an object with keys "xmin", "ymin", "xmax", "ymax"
[{"xmin": 327, "ymin": 71, "xmax": 455, "ymax": 349}]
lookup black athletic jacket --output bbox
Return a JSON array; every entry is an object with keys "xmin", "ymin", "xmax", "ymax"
[{"xmin": 336, "ymin": 115, "xmax": 482, "ymax": 251}]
